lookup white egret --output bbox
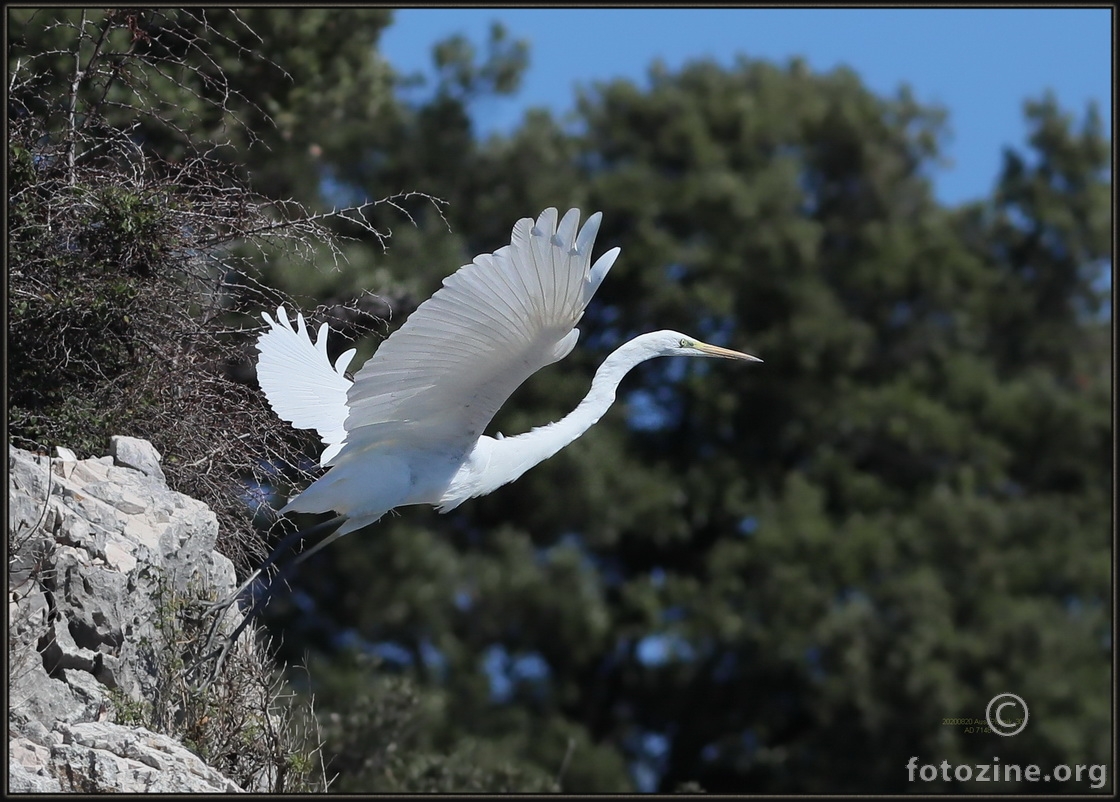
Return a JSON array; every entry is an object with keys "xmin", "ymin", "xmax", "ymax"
[
  {"xmin": 197, "ymin": 208, "xmax": 759, "ymax": 674},
  {"xmin": 259, "ymin": 206, "xmax": 759, "ymax": 527}
]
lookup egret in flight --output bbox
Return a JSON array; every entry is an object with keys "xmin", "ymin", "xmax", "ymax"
[{"xmin": 198, "ymin": 208, "xmax": 759, "ymax": 673}]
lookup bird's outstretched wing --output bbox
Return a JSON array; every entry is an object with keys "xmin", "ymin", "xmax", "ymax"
[
  {"xmin": 256, "ymin": 307, "xmax": 357, "ymax": 465},
  {"xmin": 336, "ymin": 208, "xmax": 620, "ymax": 466}
]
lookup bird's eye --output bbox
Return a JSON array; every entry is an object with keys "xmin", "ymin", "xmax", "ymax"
[{"xmin": 679, "ymin": 338, "xmax": 691, "ymax": 349}]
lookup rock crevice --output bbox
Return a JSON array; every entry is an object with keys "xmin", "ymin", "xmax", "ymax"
[{"xmin": 8, "ymin": 437, "xmax": 250, "ymax": 793}]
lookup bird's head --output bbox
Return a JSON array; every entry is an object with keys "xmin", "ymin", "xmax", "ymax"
[{"xmin": 649, "ymin": 330, "xmax": 762, "ymax": 362}]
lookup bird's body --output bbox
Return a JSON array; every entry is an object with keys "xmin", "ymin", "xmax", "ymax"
[
  {"xmin": 192, "ymin": 208, "xmax": 759, "ymax": 679},
  {"xmin": 256, "ymin": 208, "xmax": 760, "ymax": 538}
]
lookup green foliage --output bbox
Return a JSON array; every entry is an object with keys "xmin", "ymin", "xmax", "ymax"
[
  {"xmin": 307, "ymin": 655, "xmax": 559, "ymax": 792},
  {"xmin": 12, "ymin": 9, "xmax": 1107, "ymax": 793},
  {"xmin": 106, "ymin": 687, "xmax": 148, "ymax": 728},
  {"xmin": 104, "ymin": 572, "xmax": 329, "ymax": 792},
  {"xmin": 431, "ymin": 22, "xmax": 529, "ymax": 102},
  {"xmin": 6, "ymin": 8, "xmax": 391, "ymax": 570},
  {"xmin": 269, "ymin": 47, "xmax": 1108, "ymax": 793},
  {"xmin": 7, "ymin": 8, "xmax": 394, "ymax": 201},
  {"xmin": 7, "ymin": 128, "xmax": 185, "ymax": 452}
]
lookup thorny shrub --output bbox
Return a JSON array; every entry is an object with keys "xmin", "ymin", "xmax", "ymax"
[
  {"xmin": 136, "ymin": 574, "xmax": 332, "ymax": 792},
  {"xmin": 7, "ymin": 9, "xmax": 440, "ymax": 569},
  {"xmin": 6, "ymin": 9, "xmax": 443, "ymax": 788}
]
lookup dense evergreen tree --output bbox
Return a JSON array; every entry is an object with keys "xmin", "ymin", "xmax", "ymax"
[
  {"xmin": 267, "ymin": 50, "xmax": 1110, "ymax": 792},
  {"xmin": 9, "ymin": 10, "xmax": 1110, "ymax": 793}
]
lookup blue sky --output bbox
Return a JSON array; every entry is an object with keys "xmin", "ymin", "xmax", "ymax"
[{"xmin": 380, "ymin": 8, "xmax": 1111, "ymax": 207}]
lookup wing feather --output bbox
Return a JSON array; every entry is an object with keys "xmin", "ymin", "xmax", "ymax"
[
  {"xmin": 256, "ymin": 306, "xmax": 357, "ymax": 465},
  {"xmin": 335, "ymin": 208, "xmax": 621, "ymax": 466}
]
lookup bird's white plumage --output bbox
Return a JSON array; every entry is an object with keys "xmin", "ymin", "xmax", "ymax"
[
  {"xmin": 225, "ymin": 205, "xmax": 760, "ymax": 673},
  {"xmin": 253, "ymin": 207, "xmax": 757, "ymax": 537},
  {"xmin": 336, "ymin": 208, "xmax": 620, "ymax": 465},
  {"xmin": 255, "ymin": 306, "xmax": 356, "ymax": 464}
]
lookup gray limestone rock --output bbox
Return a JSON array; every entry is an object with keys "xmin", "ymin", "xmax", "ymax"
[
  {"xmin": 8, "ymin": 440, "xmax": 249, "ymax": 793},
  {"xmin": 48, "ymin": 722, "xmax": 244, "ymax": 793},
  {"xmin": 110, "ymin": 435, "xmax": 167, "ymax": 482},
  {"xmin": 9, "ymin": 738, "xmax": 63, "ymax": 792}
]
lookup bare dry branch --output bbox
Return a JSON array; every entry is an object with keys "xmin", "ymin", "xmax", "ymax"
[{"xmin": 8, "ymin": 8, "xmax": 439, "ymax": 573}]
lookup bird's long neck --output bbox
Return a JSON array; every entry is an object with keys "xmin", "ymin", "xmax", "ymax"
[{"xmin": 479, "ymin": 337, "xmax": 658, "ymax": 492}]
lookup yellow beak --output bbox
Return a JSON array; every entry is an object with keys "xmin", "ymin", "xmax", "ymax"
[{"xmin": 695, "ymin": 341, "xmax": 763, "ymax": 362}]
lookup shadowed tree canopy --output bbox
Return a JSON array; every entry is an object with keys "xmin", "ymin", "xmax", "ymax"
[
  {"xmin": 9, "ymin": 10, "xmax": 1109, "ymax": 793},
  {"xmin": 7, "ymin": 7, "xmax": 395, "ymax": 199},
  {"xmin": 259, "ymin": 52, "xmax": 1110, "ymax": 793}
]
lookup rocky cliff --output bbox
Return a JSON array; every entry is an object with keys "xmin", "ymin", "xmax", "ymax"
[{"xmin": 7, "ymin": 437, "xmax": 288, "ymax": 792}]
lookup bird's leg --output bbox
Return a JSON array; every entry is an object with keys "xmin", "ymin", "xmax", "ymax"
[
  {"xmin": 186, "ymin": 516, "xmax": 344, "ymax": 683},
  {"xmin": 198, "ymin": 519, "xmax": 317, "ymax": 621}
]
